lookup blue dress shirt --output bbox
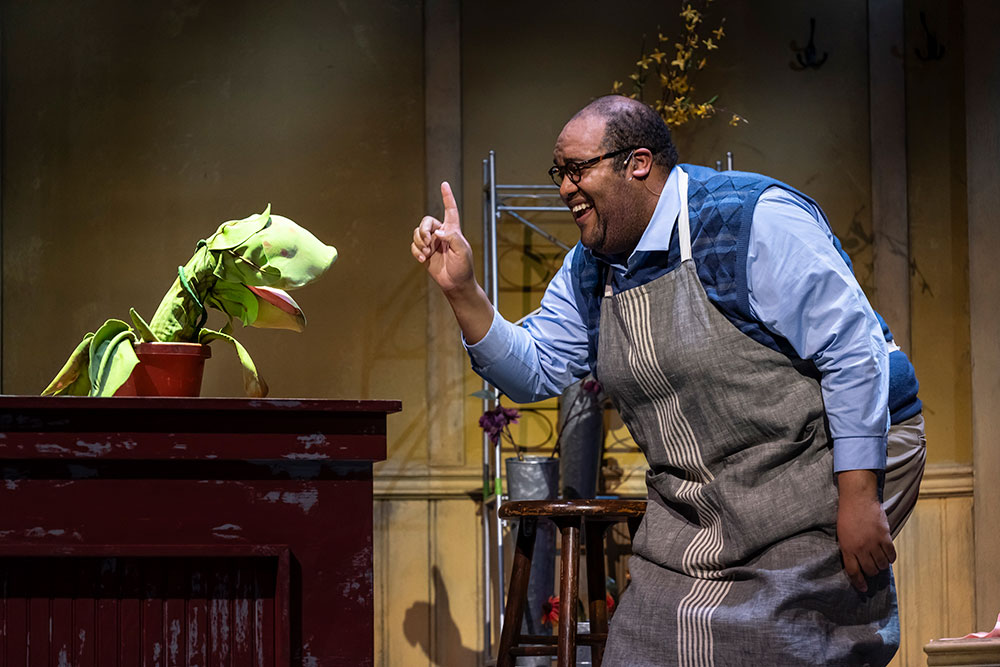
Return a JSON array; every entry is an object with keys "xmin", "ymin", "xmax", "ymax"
[{"xmin": 467, "ymin": 166, "xmax": 889, "ymax": 472}]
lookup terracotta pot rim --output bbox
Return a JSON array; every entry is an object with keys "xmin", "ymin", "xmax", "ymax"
[{"xmin": 133, "ymin": 342, "xmax": 212, "ymax": 359}]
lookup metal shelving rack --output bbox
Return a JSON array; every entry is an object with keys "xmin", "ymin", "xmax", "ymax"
[{"xmin": 479, "ymin": 149, "xmax": 573, "ymax": 664}]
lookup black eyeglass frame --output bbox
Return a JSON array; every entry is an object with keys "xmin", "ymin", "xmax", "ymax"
[{"xmin": 548, "ymin": 146, "xmax": 640, "ymax": 186}]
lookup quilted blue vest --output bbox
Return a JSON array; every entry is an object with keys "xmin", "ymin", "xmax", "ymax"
[{"xmin": 571, "ymin": 163, "xmax": 921, "ymax": 423}]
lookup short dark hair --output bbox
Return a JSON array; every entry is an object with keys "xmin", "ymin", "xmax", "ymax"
[{"xmin": 578, "ymin": 95, "xmax": 679, "ymax": 174}]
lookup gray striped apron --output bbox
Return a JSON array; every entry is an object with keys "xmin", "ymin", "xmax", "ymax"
[{"xmin": 598, "ymin": 168, "xmax": 898, "ymax": 666}]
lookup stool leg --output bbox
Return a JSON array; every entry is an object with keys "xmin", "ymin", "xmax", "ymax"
[
  {"xmin": 556, "ymin": 518, "xmax": 581, "ymax": 667},
  {"xmin": 585, "ymin": 520, "xmax": 611, "ymax": 667},
  {"xmin": 498, "ymin": 517, "xmax": 537, "ymax": 667}
]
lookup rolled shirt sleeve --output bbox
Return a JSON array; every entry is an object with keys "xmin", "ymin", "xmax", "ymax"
[{"xmin": 748, "ymin": 187, "xmax": 889, "ymax": 472}]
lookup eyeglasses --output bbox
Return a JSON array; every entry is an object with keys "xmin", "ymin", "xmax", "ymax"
[{"xmin": 548, "ymin": 146, "xmax": 638, "ymax": 186}]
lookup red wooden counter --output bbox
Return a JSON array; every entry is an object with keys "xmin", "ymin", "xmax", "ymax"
[{"xmin": 0, "ymin": 396, "xmax": 399, "ymax": 666}]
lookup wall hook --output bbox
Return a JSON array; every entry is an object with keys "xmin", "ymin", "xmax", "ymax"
[
  {"xmin": 914, "ymin": 11, "xmax": 945, "ymax": 61},
  {"xmin": 790, "ymin": 17, "xmax": 828, "ymax": 70}
]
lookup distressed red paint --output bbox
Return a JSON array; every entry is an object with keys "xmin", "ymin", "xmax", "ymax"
[{"xmin": 0, "ymin": 397, "xmax": 399, "ymax": 666}]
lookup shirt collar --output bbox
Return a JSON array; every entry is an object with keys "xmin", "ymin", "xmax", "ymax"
[{"xmin": 632, "ymin": 165, "xmax": 681, "ymax": 256}]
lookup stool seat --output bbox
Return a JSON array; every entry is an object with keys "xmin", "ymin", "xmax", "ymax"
[
  {"xmin": 497, "ymin": 498, "xmax": 647, "ymax": 667},
  {"xmin": 499, "ymin": 498, "xmax": 647, "ymax": 521}
]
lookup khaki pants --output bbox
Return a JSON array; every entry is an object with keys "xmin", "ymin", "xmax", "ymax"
[{"xmin": 884, "ymin": 413, "xmax": 927, "ymax": 538}]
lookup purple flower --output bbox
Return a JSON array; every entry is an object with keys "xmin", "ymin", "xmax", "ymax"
[
  {"xmin": 582, "ymin": 379, "xmax": 603, "ymax": 395},
  {"xmin": 479, "ymin": 404, "xmax": 520, "ymax": 444}
]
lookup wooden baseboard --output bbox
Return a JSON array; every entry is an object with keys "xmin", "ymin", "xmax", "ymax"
[
  {"xmin": 373, "ymin": 462, "xmax": 973, "ymax": 501},
  {"xmin": 917, "ymin": 463, "xmax": 974, "ymax": 498},
  {"xmin": 374, "ymin": 465, "xmax": 483, "ymax": 500}
]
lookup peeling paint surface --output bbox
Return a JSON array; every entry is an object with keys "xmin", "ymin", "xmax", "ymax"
[
  {"xmin": 283, "ymin": 452, "xmax": 328, "ymax": 460},
  {"xmin": 212, "ymin": 523, "xmax": 241, "ymax": 532},
  {"xmin": 341, "ymin": 546, "xmax": 374, "ymax": 606},
  {"xmin": 168, "ymin": 618, "xmax": 181, "ymax": 664},
  {"xmin": 1, "ymin": 555, "xmax": 285, "ymax": 664},
  {"xmin": 36, "ymin": 444, "xmax": 71, "ymax": 455},
  {"xmin": 25, "ymin": 527, "xmax": 65, "ymax": 537},
  {"xmin": 297, "ymin": 433, "xmax": 327, "ymax": 449},
  {"xmin": 261, "ymin": 489, "xmax": 319, "ymax": 513},
  {"xmin": 211, "ymin": 523, "xmax": 243, "ymax": 540},
  {"xmin": 248, "ymin": 400, "xmax": 302, "ymax": 409},
  {"xmin": 74, "ymin": 440, "xmax": 111, "ymax": 457}
]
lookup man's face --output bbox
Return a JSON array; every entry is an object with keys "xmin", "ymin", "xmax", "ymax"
[{"xmin": 553, "ymin": 114, "xmax": 643, "ymax": 257}]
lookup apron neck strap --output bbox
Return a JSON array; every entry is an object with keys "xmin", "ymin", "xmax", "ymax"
[
  {"xmin": 603, "ymin": 166, "xmax": 693, "ymax": 297},
  {"xmin": 677, "ymin": 167, "xmax": 692, "ymax": 262}
]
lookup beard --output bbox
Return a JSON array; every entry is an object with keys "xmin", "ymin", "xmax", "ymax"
[
  {"xmin": 581, "ymin": 189, "xmax": 645, "ymax": 257},
  {"xmin": 579, "ymin": 211, "xmax": 607, "ymax": 252}
]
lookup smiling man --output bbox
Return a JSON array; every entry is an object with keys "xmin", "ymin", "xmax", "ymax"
[{"xmin": 410, "ymin": 95, "xmax": 922, "ymax": 666}]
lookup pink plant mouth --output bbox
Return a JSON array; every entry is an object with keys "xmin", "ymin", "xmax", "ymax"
[{"xmin": 246, "ymin": 285, "xmax": 300, "ymax": 315}]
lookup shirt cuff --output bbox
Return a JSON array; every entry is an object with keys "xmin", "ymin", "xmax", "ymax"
[
  {"xmin": 464, "ymin": 307, "xmax": 509, "ymax": 370},
  {"xmin": 832, "ymin": 435, "xmax": 887, "ymax": 473}
]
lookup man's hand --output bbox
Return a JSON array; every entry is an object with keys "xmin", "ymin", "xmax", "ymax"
[
  {"xmin": 836, "ymin": 469, "xmax": 896, "ymax": 592},
  {"xmin": 410, "ymin": 181, "xmax": 494, "ymax": 344},
  {"xmin": 411, "ymin": 181, "xmax": 476, "ymax": 294}
]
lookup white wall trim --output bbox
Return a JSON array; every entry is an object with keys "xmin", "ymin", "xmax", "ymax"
[
  {"xmin": 373, "ymin": 462, "xmax": 972, "ymax": 501},
  {"xmin": 375, "ymin": 466, "xmax": 482, "ymax": 500}
]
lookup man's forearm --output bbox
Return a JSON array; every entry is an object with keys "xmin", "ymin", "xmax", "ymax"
[
  {"xmin": 836, "ymin": 469, "xmax": 879, "ymax": 503},
  {"xmin": 443, "ymin": 280, "xmax": 495, "ymax": 345}
]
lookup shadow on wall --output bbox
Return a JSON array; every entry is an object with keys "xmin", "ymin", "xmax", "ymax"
[{"xmin": 403, "ymin": 565, "xmax": 480, "ymax": 666}]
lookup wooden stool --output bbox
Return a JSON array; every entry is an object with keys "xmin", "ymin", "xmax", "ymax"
[{"xmin": 497, "ymin": 499, "xmax": 646, "ymax": 667}]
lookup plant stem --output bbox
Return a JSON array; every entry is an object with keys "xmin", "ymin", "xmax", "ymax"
[{"xmin": 147, "ymin": 245, "xmax": 219, "ymax": 342}]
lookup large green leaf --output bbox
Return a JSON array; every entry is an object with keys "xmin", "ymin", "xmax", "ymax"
[
  {"xmin": 88, "ymin": 319, "xmax": 140, "ymax": 397},
  {"xmin": 204, "ymin": 204, "xmax": 272, "ymax": 251},
  {"xmin": 41, "ymin": 333, "xmax": 96, "ymax": 396},
  {"xmin": 198, "ymin": 328, "xmax": 268, "ymax": 398},
  {"xmin": 205, "ymin": 280, "xmax": 259, "ymax": 327},
  {"xmin": 208, "ymin": 211, "xmax": 337, "ymax": 290},
  {"xmin": 129, "ymin": 308, "xmax": 159, "ymax": 342}
]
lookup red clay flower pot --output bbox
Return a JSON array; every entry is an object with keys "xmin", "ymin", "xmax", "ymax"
[{"xmin": 115, "ymin": 342, "xmax": 212, "ymax": 397}]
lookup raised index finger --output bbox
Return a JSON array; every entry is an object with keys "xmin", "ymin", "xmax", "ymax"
[{"xmin": 441, "ymin": 181, "xmax": 460, "ymax": 229}]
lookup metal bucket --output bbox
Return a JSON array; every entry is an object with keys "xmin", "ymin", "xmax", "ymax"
[{"xmin": 506, "ymin": 455, "xmax": 560, "ymax": 502}]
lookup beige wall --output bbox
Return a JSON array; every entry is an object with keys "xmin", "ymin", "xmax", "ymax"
[
  {"xmin": 2, "ymin": 1, "xmax": 991, "ymax": 664},
  {"xmin": 2, "ymin": 1, "xmax": 429, "ymax": 458},
  {"xmin": 904, "ymin": 0, "xmax": 972, "ymax": 465}
]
